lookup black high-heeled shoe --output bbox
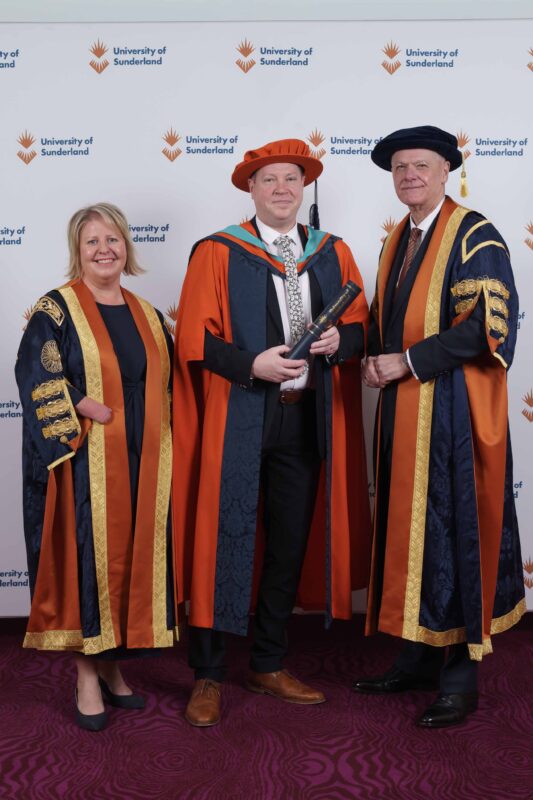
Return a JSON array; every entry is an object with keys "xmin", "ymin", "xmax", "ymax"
[
  {"xmin": 75, "ymin": 689, "xmax": 108, "ymax": 732},
  {"xmin": 98, "ymin": 677, "xmax": 145, "ymax": 709}
]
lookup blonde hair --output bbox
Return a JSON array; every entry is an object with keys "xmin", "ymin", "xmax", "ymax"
[{"xmin": 66, "ymin": 202, "xmax": 144, "ymax": 279}]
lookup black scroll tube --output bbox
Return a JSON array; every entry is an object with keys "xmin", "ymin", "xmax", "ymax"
[
  {"xmin": 309, "ymin": 179, "xmax": 320, "ymax": 230},
  {"xmin": 286, "ymin": 280, "xmax": 362, "ymax": 360}
]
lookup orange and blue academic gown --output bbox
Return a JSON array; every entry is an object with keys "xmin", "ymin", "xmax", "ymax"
[
  {"xmin": 16, "ymin": 280, "xmax": 177, "ymax": 654},
  {"xmin": 366, "ymin": 197, "xmax": 525, "ymax": 660},
  {"xmin": 173, "ymin": 222, "xmax": 371, "ymax": 636}
]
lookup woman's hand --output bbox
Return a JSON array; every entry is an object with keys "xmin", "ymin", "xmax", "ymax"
[{"xmin": 75, "ymin": 396, "xmax": 113, "ymax": 424}]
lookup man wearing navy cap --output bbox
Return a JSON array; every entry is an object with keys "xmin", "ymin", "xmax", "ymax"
[
  {"xmin": 354, "ymin": 125, "xmax": 525, "ymax": 727},
  {"xmin": 173, "ymin": 139, "xmax": 371, "ymax": 726}
]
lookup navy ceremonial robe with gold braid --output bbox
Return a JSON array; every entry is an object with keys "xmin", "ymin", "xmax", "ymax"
[
  {"xmin": 366, "ymin": 196, "xmax": 525, "ymax": 660},
  {"xmin": 16, "ymin": 280, "xmax": 176, "ymax": 655}
]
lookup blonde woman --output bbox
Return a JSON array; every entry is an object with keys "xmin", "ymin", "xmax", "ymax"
[{"xmin": 16, "ymin": 203, "xmax": 176, "ymax": 731}]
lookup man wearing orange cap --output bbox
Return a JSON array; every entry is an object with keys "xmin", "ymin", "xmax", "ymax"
[
  {"xmin": 354, "ymin": 125, "xmax": 524, "ymax": 728},
  {"xmin": 173, "ymin": 138, "xmax": 370, "ymax": 726}
]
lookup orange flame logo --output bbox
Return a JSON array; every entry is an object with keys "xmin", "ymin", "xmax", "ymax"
[
  {"xmin": 165, "ymin": 303, "xmax": 179, "ymax": 336},
  {"xmin": 17, "ymin": 130, "xmax": 37, "ymax": 165},
  {"xmin": 522, "ymin": 389, "xmax": 533, "ymax": 422},
  {"xmin": 22, "ymin": 305, "xmax": 34, "ymax": 329},
  {"xmin": 237, "ymin": 39, "xmax": 254, "ymax": 58},
  {"xmin": 528, "ymin": 47, "xmax": 533, "ymax": 72},
  {"xmin": 166, "ymin": 303, "xmax": 178, "ymax": 322},
  {"xmin": 162, "ymin": 128, "xmax": 182, "ymax": 162},
  {"xmin": 524, "ymin": 221, "xmax": 533, "ymax": 250},
  {"xmin": 163, "ymin": 128, "xmax": 181, "ymax": 147},
  {"xmin": 456, "ymin": 129, "xmax": 471, "ymax": 160},
  {"xmin": 524, "ymin": 557, "xmax": 533, "ymax": 588},
  {"xmin": 89, "ymin": 39, "xmax": 110, "ymax": 73},
  {"xmin": 90, "ymin": 39, "xmax": 108, "ymax": 58},
  {"xmin": 236, "ymin": 39, "xmax": 256, "ymax": 73},
  {"xmin": 382, "ymin": 41, "xmax": 401, "ymax": 75},
  {"xmin": 380, "ymin": 217, "xmax": 397, "ymax": 242},
  {"xmin": 307, "ymin": 128, "xmax": 326, "ymax": 160},
  {"xmin": 383, "ymin": 41, "xmax": 401, "ymax": 59}
]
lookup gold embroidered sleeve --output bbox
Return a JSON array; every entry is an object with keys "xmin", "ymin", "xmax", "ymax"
[
  {"xmin": 40, "ymin": 340, "xmax": 63, "ymax": 373},
  {"xmin": 29, "ymin": 295, "xmax": 65, "ymax": 326},
  {"xmin": 451, "ymin": 277, "xmax": 510, "ymax": 345},
  {"xmin": 42, "ymin": 417, "xmax": 80, "ymax": 439},
  {"xmin": 35, "ymin": 397, "xmax": 71, "ymax": 420},
  {"xmin": 31, "ymin": 379, "xmax": 64, "ymax": 402},
  {"xmin": 461, "ymin": 220, "xmax": 509, "ymax": 265},
  {"xmin": 32, "ymin": 378, "xmax": 81, "ymax": 440},
  {"xmin": 451, "ymin": 278, "xmax": 510, "ymax": 300}
]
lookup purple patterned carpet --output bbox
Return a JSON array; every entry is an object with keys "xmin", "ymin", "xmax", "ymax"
[{"xmin": 1, "ymin": 615, "xmax": 532, "ymax": 800}]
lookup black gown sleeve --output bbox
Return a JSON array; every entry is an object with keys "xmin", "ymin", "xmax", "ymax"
[
  {"xmin": 408, "ymin": 296, "xmax": 488, "ymax": 382},
  {"xmin": 15, "ymin": 303, "xmax": 82, "ymax": 470},
  {"xmin": 327, "ymin": 322, "xmax": 364, "ymax": 365},
  {"xmin": 201, "ymin": 329, "xmax": 258, "ymax": 388}
]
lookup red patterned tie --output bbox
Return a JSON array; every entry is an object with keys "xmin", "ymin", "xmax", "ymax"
[{"xmin": 397, "ymin": 227, "xmax": 422, "ymax": 288}]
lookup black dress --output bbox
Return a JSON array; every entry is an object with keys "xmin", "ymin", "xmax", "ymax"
[
  {"xmin": 78, "ymin": 303, "xmax": 151, "ymax": 660},
  {"xmin": 97, "ymin": 303, "xmax": 147, "ymax": 517}
]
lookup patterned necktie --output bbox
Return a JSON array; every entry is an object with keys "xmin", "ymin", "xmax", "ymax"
[
  {"xmin": 274, "ymin": 235, "xmax": 306, "ymax": 343},
  {"xmin": 397, "ymin": 227, "xmax": 422, "ymax": 288}
]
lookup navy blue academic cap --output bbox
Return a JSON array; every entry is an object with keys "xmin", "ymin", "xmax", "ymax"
[{"xmin": 371, "ymin": 125, "xmax": 462, "ymax": 171}]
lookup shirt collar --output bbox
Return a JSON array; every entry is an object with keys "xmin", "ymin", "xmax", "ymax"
[
  {"xmin": 256, "ymin": 217, "xmax": 299, "ymax": 247},
  {"xmin": 410, "ymin": 196, "xmax": 445, "ymax": 233}
]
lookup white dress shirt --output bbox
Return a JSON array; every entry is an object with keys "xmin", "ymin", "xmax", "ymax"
[
  {"xmin": 256, "ymin": 217, "xmax": 312, "ymax": 390},
  {"xmin": 409, "ymin": 196, "xmax": 445, "ymax": 240}
]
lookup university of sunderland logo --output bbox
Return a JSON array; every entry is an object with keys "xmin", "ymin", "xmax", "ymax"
[
  {"xmin": 457, "ymin": 130, "xmax": 471, "ymax": 161},
  {"xmin": 525, "ymin": 222, "xmax": 533, "ymax": 251},
  {"xmin": 380, "ymin": 217, "xmax": 397, "ymax": 243},
  {"xmin": 17, "ymin": 131, "xmax": 37, "ymax": 165},
  {"xmin": 307, "ymin": 129, "xmax": 326, "ymax": 160},
  {"xmin": 89, "ymin": 39, "xmax": 110, "ymax": 73},
  {"xmin": 165, "ymin": 304, "xmax": 178, "ymax": 337},
  {"xmin": 162, "ymin": 129, "xmax": 182, "ymax": 162},
  {"xmin": 522, "ymin": 389, "xmax": 533, "ymax": 423},
  {"xmin": 381, "ymin": 41, "xmax": 401, "ymax": 75},
  {"xmin": 524, "ymin": 558, "xmax": 533, "ymax": 590},
  {"xmin": 528, "ymin": 47, "xmax": 533, "ymax": 72},
  {"xmin": 235, "ymin": 39, "xmax": 256, "ymax": 73},
  {"xmin": 0, "ymin": 225, "xmax": 26, "ymax": 246}
]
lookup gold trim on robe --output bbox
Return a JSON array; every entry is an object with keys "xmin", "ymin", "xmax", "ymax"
[
  {"xmin": 58, "ymin": 285, "xmax": 117, "ymax": 652},
  {"xmin": 136, "ymin": 295, "xmax": 175, "ymax": 646},
  {"xmin": 402, "ymin": 206, "xmax": 470, "ymax": 642}
]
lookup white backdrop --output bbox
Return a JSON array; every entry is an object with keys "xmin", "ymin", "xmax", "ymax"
[{"xmin": 1, "ymin": 18, "xmax": 532, "ymax": 615}]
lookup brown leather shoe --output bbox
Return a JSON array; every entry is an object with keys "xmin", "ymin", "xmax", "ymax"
[
  {"xmin": 185, "ymin": 679, "xmax": 221, "ymax": 727},
  {"xmin": 246, "ymin": 669, "xmax": 326, "ymax": 705}
]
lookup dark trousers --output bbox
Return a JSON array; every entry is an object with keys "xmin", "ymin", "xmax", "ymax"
[
  {"xmin": 377, "ymin": 437, "xmax": 478, "ymax": 695},
  {"xmin": 396, "ymin": 641, "xmax": 478, "ymax": 693},
  {"xmin": 189, "ymin": 391, "xmax": 322, "ymax": 682}
]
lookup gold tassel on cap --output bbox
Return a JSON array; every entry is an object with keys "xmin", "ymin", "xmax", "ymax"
[{"xmin": 460, "ymin": 151, "xmax": 469, "ymax": 198}]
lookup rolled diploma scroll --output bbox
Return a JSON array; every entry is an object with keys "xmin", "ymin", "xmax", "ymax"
[{"xmin": 286, "ymin": 280, "xmax": 362, "ymax": 360}]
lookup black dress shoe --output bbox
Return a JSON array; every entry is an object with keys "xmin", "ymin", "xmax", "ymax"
[
  {"xmin": 98, "ymin": 677, "xmax": 145, "ymax": 709},
  {"xmin": 353, "ymin": 666, "xmax": 439, "ymax": 694},
  {"xmin": 417, "ymin": 692, "xmax": 478, "ymax": 728},
  {"xmin": 75, "ymin": 690, "xmax": 108, "ymax": 732}
]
